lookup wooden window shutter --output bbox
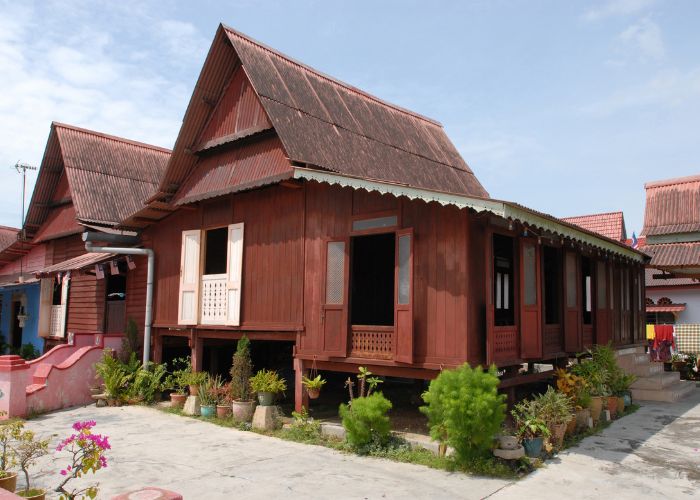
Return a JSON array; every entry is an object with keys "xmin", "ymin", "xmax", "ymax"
[
  {"xmin": 322, "ymin": 238, "xmax": 349, "ymax": 357},
  {"xmin": 519, "ymin": 239, "xmax": 542, "ymax": 358},
  {"xmin": 58, "ymin": 273, "xmax": 69, "ymax": 337},
  {"xmin": 226, "ymin": 223, "xmax": 244, "ymax": 326},
  {"xmin": 178, "ymin": 230, "xmax": 201, "ymax": 325},
  {"xmin": 38, "ymin": 278, "xmax": 53, "ymax": 337},
  {"xmin": 394, "ymin": 229, "xmax": 414, "ymax": 363}
]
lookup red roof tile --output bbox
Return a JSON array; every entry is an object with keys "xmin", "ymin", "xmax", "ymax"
[
  {"xmin": 641, "ymin": 174, "xmax": 700, "ymax": 236},
  {"xmin": 0, "ymin": 226, "xmax": 19, "ymax": 253},
  {"xmin": 561, "ymin": 211, "xmax": 627, "ymax": 242},
  {"xmin": 640, "ymin": 242, "xmax": 700, "ymax": 268}
]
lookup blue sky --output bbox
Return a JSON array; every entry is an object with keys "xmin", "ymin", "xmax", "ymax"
[{"xmin": 0, "ymin": 0, "xmax": 698, "ymax": 235}]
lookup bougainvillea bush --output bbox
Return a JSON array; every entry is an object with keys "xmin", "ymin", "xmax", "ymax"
[{"xmin": 55, "ymin": 421, "xmax": 110, "ymax": 500}]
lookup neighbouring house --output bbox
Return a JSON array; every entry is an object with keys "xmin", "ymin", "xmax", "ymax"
[
  {"xmin": 640, "ymin": 175, "xmax": 700, "ymax": 332},
  {"xmin": 562, "ymin": 211, "xmax": 628, "ymax": 243},
  {"xmin": 0, "ymin": 226, "xmax": 42, "ymax": 354},
  {"xmin": 120, "ymin": 24, "xmax": 648, "ymax": 410},
  {"xmin": 0, "ymin": 123, "xmax": 170, "ymax": 353}
]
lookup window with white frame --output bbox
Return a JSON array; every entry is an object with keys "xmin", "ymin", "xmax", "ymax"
[{"xmin": 178, "ymin": 223, "xmax": 244, "ymax": 327}]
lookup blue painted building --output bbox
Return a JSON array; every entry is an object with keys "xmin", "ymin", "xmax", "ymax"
[{"xmin": 0, "ymin": 280, "xmax": 42, "ymax": 354}]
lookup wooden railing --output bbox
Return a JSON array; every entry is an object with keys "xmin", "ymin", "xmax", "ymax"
[
  {"xmin": 350, "ymin": 325, "xmax": 394, "ymax": 360},
  {"xmin": 200, "ymin": 274, "xmax": 227, "ymax": 325}
]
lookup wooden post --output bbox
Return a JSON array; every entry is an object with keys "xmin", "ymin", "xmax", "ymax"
[
  {"xmin": 152, "ymin": 331, "xmax": 163, "ymax": 364},
  {"xmin": 293, "ymin": 357, "xmax": 308, "ymax": 412},
  {"xmin": 190, "ymin": 330, "xmax": 204, "ymax": 372}
]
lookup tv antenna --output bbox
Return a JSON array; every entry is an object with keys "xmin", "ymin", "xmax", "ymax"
[{"xmin": 13, "ymin": 161, "xmax": 37, "ymax": 279}]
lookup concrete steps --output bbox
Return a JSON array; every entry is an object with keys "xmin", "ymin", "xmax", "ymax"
[{"xmin": 616, "ymin": 347, "xmax": 695, "ymax": 403}]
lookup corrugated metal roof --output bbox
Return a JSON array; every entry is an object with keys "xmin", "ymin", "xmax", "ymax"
[
  {"xmin": 225, "ymin": 26, "xmax": 487, "ymax": 198},
  {"xmin": 174, "ymin": 135, "xmax": 292, "ymax": 205},
  {"xmin": 35, "ymin": 252, "xmax": 115, "ymax": 277},
  {"xmin": 25, "ymin": 123, "xmax": 171, "ymax": 235},
  {"xmin": 151, "ymin": 24, "xmax": 488, "ymax": 209},
  {"xmin": 645, "ymin": 267, "xmax": 698, "ymax": 287},
  {"xmin": 562, "ymin": 211, "xmax": 627, "ymax": 242},
  {"xmin": 0, "ymin": 226, "xmax": 19, "ymax": 253},
  {"xmin": 641, "ymin": 174, "xmax": 700, "ymax": 236},
  {"xmin": 642, "ymin": 242, "xmax": 700, "ymax": 267}
]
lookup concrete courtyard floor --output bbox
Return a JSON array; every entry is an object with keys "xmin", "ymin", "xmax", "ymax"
[{"xmin": 22, "ymin": 386, "xmax": 700, "ymax": 499}]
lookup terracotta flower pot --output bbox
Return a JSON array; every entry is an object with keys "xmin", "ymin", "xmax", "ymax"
[
  {"xmin": 565, "ymin": 415, "xmax": 577, "ymax": 435},
  {"xmin": 307, "ymin": 387, "xmax": 321, "ymax": 399},
  {"xmin": 607, "ymin": 396, "xmax": 618, "ymax": 419},
  {"xmin": 0, "ymin": 472, "xmax": 17, "ymax": 492},
  {"xmin": 170, "ymin": 393, "xmax": 187, "ymax": 409},
  {"xmin": 590, "ymin": 397, "xmax": 603, "ymax": 423},
  {"xmin": 16, "ymin": 489, "xmax": 45, "ymax": 500},
  {"xmin": 231, "ymin": 400, "xmax": 255, "ymax": 422},
  {"xmin": 575, "ymin": 408, "xmax": 591, "ymax": 430},
  {"xmin": 189, "ymin": 385, "xmax": 199, "ymax": 396},
  {"xmin": 616, "ymin": 396, "xmax": 625, "ymax": 415},
  {"xmin": 216, "ymin": 405, "xmax": 231, "ymax": 418}
]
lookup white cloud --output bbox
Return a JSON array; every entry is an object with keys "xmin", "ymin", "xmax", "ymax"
[
  {"xmin": 579, "ymin": 68, "xmax": 700, "ymax": 116},
  {"xmin": 617, "ymin": 17, "xmax": 665, "ymax": 61},
  {"xmin": 0, "ymin": 3, "xmax": 206, "ymax": 227},
  {"xmin": 583, "ymin": 0, "xmax": 657, "ymax": 22}
]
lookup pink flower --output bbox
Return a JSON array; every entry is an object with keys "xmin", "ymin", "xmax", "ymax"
[{"xmin": 60, "ymin": 470, "xmax": 67, "ymax": 476}]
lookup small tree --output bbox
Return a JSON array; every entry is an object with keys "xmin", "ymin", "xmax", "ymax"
[
  {"xmin": 0, "ymin": 420, "xmax": 23, "ymax": 474},
  {"xmin": 13, "ymin": 429, "xmax": 49, "ymax": 497},
  {"xmin": 56, "ymin": 421, "xmax": 110, "ymax": 500},
  {"xmin": 421, "ymin": 363, "xmax": 506, "ymax": 464},
  {"xmin": 230, "ymin": 336, "xmax": 253, "ymax": 401},
  {"xmin": 339, "ymin": 392, "xmax": 392, "ymax": 449}
]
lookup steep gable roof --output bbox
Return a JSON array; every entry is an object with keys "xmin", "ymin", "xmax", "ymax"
[
  {"xmin": 641, "ymin": 174, "xmax": 700, "ymax": 237},
  {"xmin": 25, "ymin": 122, "xmax": 171, "ymax": 237},
  {"xmin": 151, "ymin": 24, "xmax": 487, "ymax": 205},
  {"xmin": 561, "ymin": 211, "xmax": 627, "ymax": 242},
  {"xmin": 0, "ymin": 226, "xmax": 19, "ymax": 253}
]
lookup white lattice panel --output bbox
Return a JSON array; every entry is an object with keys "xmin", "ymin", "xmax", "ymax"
[
  {"xmin": 49, "ymin": 304, "xmax": 65, "ymax": 337},
  {"xmin": 200, "ymin": 274, "xmax": 227, "ymax": 325}
]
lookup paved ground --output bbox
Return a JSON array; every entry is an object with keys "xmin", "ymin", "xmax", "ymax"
[{"xmin": 22, "ymin": 385, "xmax": 700, "ymax": 499}]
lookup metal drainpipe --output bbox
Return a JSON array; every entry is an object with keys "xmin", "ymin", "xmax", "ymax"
[{"xmin": 83, "ymin": 239, "xmax": 154, "ymax": 365}]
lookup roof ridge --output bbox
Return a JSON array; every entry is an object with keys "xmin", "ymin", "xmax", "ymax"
[
  {"xmin": 0, "ymin": 225, "xmax": 19, "ymax": 232},
  {"xmin": 221, "ymin": 24, "xmax": 443, "ymax": 128},
  {"xmin": 645, "ymin": 174, "xmax": 700, "ymax": 189},
  {"xmin": 562, "ymin": 211, "xmax": 624, "ymax": 219},
  {"xmin": 52, "ymin": 122, "xmax": 172, "ymax": 155}
]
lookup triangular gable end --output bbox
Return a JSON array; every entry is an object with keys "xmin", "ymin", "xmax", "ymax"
[{"xmin": 195, "ymin": 65, "xmax": 272, "ymax": 150}]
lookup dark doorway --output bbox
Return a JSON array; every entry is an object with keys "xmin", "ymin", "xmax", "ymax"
[
  {"xmin": 11, "ymin": 301, "xmax": 23, "ymax": 350},
  {"xmin": 204, "ymin": 227, "xmax": 228, "ymax": 275},
  {"xmin": 543, "ymin": 246, "xmax": 561, "ymax": 325},
  {"xmin": 350, "ymin": 233, "xmax": 395, "ymax": 326}
]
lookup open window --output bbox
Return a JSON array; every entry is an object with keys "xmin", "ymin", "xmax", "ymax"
[
  {"xmin": 178, "ymin": 223, "xmax": 244, "ymax": 326},
  {"xmin": 543, "ymin": 246, "xmax": 561, "ymax": 326},
  {"xmin": 38, "ymin": 274, "xmax": 69, "ymax": 338},
  {"xmin": 581, "ymin": 256, "xmax": 593, "ymax": 325},
  {"xmin": 350, "ymin": 233, "xmax": 395, "ymax": 326},
  {"xmin": 493, "ymin": 234, "xmax": 515, "ymax": 327}
]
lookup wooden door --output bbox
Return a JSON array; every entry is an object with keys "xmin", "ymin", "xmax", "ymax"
[
  {"xmin": 322, "ymin": 238, "xmax": 349, "ymax": 357},
  {"xmin": 595, "ymin": 260, "xmax": 610, "ymax": 345},
  {"xmin": 394, "ymin": 228, "xmax": 413, "ymax": 363},
  {"xmin": 564, "ymin": 251, "xmax": 581, "ymax": 352},
  {"xmin": 519, "ymin": 239, "xmax": 542, "ymax": 358}
]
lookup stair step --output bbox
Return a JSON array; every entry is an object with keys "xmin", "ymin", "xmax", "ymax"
[
  {"xmin": 631, "ymin": 382, "xmax": 696, "ymax": 403},
  {"xmin": 617, "ymin": 353, "xmax": 649, "ymax": 368},
  {"xmin": 626, "ymin": 362, "xmax": 664, "ymax": 377},
  {"xmin": 631, "ymin": 371, "xmax": 680, "ymax": 390},
  {"xmin": 615, "ymin": 346, "xmax": 646, "ymax": 357}
]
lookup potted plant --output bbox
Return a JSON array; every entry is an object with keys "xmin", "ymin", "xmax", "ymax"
[
  {"xmin": 610, "ymin": 370, "xmax": 636, "ymax": 415},
  {"xmin": 183, "ymin": 371, "xmax": 208, "ymax": 397},
  {"xmin": 13, "ymin": 429, "xmax": 48, "ymax": 499},
  {"xmin": 532, "ymin": 387, "xmax": 573, "ymax": 450},
  {"xmin": 250, "ymin": 369, "xmax": 287, "ymax": 406},
  {"xmin": 197, "ymin": 375, "xmax": 216, "ymax": 418},
  {"xmin": 230, "ymin": 336, "xmax": 255, "ymax": 421},
  {"xmin": 556, "ymin": 368, "xmax": 586, "ymax": 435},
  {"xmin": 512, "ymin": 400, "xmax": 550, "ymax": 458},
  {"xmin": 210, "ymin": 377, "xmax": 231, "ymax": 418},
  {"xmin": 94, "ymin": 350, "xmax": 130, "ymax": 406},
  {"xmin": 574, "ymin": 389, "xmax": 592, "ymax": 430},
  {"xmin": 572, "ymin": 359, "xmax": 608, "ymax": 424},
  {"xmin": 165, "ymin": 357, "xmax": 192, "ymax": 408},
  {"xmin": 671, "ymin": 353, "xmax": 688, "ymax": 374},
  {"xmin": 302, "ymin": 374, "xmax": 326, "ymax": 399},
  {"xmin": 0, "ymin": 420, "xmax": 22, "ymax": 492}
]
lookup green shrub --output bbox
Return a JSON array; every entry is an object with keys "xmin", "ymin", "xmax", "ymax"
[
  {"xmin": 250, "ymin": 369, "xmax": 286, "ymax": 394},
  {"xmin": 339, "ymin": 392, "xmax": 392, "ymax": 449},
  {"xmin": 130, "ymin": 362, "xmax": 167, "ymax": 403},
  {"xmin": 282, "ymin": 408, "xmax": 322, "ymax": 443},
  {"xmin": 230, "ymin": 336, "xmax": 253, "ymax": 401},
  {"xmin": 420, "ymin": 364, "xmax": 505, "ymax": 463}
]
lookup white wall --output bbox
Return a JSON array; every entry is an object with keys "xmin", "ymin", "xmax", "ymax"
[{"xmin": 647, "ymin": 287, "xmax": 700, "ymax": 323}]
